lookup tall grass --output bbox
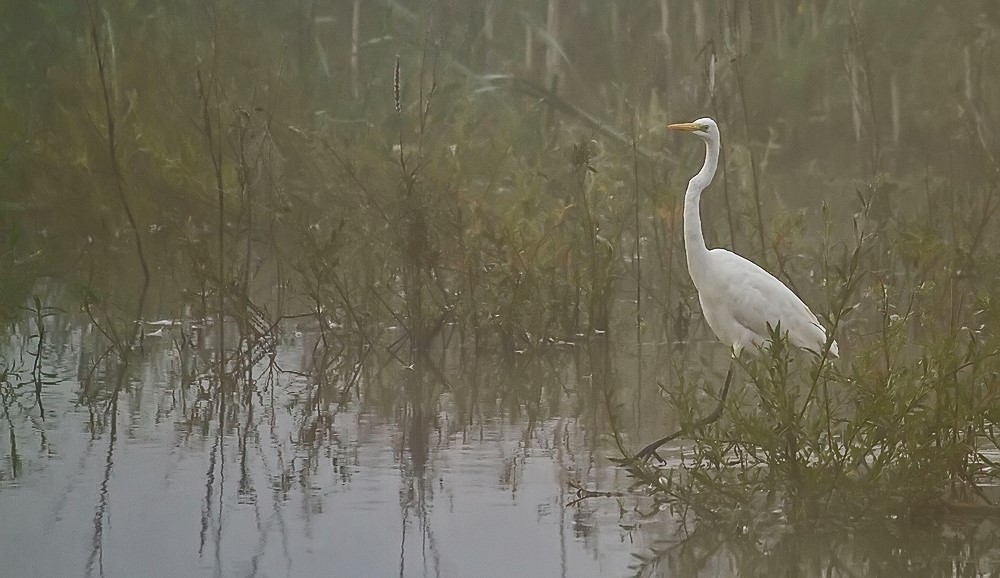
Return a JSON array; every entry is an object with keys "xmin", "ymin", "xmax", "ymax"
[{"xmin": 620, "ymin": 171, "xmax": 1000, "ymax": 526}]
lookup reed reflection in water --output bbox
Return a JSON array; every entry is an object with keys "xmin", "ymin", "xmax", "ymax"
[
  {"xmin": 1, "ymin": 315, "xmax": 999, "ymax": 577},
  {"xmin": 0, "ymin": 320, "xmax": 640, "ymax": 578}
]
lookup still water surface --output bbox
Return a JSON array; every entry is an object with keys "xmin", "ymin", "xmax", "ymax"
[
  {"xmin": 0, "ymin": 320, "xmax": 655, "ymax": 577},
  {"xmin": 2, "ymin": 317, "xmax": 999, "ymax": 577}
]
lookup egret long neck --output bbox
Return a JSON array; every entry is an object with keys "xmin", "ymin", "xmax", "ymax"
[{"xmin": 683, "ymin": 137, "xmax": 719, "ymax": 288}]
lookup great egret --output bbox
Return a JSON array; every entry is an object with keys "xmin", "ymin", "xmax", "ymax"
[{"xmin": 636, "ymin": 117, "xmax": 838, "ymax": 460}]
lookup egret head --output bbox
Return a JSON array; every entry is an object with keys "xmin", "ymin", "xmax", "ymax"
[{"xmin": 668, "ymin": 117, "xmax": 719, "ymax": 144}]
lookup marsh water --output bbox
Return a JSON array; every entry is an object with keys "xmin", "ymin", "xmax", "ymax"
[
  {"xmin": 1, "ymin": 304, "xmax": 998, "ymax": 578},
  {"xmin": 1, "ymin": 311, "xmax": 594, "ymax": 574},
  {"xmin": 0, "ymin": 307, "xmax": 660, "ymax": 577}
]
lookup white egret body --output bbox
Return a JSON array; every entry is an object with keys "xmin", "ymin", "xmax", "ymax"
[
  {"xmin": 674, "ymin": 117, "xmax": 838, "ymax": 359},
  {"xmin": 636, "ymin": 117, "xmax": 837, "ymax": 460}
]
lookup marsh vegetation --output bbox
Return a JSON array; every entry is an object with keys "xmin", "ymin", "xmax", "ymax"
[{"xmin": 1, "ymin": 1, "xmax": 1000, "ymax": 576}]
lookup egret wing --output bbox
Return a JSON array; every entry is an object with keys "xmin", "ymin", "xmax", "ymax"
[{"xmin": 709, "ymin": 250, "xmax": 827, "ymax": 353}]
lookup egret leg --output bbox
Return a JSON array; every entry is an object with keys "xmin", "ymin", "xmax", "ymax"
[{"xmin": 636, "ymin": 363, "xmax": 735, "ymax": 462}]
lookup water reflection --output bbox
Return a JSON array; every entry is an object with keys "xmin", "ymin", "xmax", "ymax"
[
  {"xmin": 0, "ymin": 318, "xmax": 639, "ymax": 577},
  {"xmin": 632, "ymin": 517, "xmax": 1000, "ymax": 577},
  {"xmin": 1, "ymin": 315, "xmax": 998, "ymax": 577}
]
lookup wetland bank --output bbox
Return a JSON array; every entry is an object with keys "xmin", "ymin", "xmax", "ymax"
[{"xmin": 2, "ymin": 2, "xmax": 1000, "ymax": 576}]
